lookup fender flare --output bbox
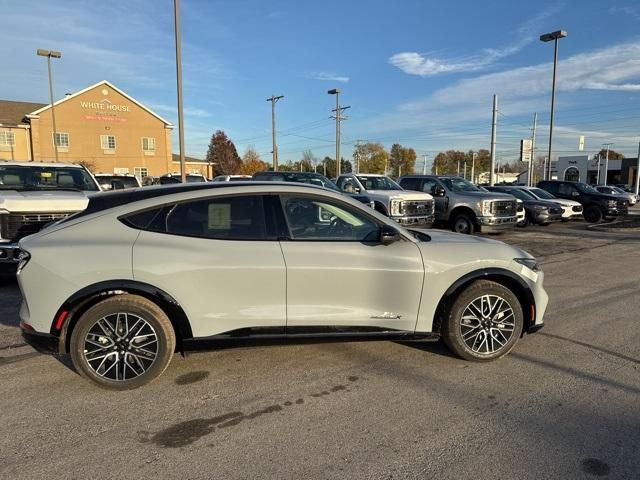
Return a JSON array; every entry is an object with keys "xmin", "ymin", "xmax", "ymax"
[{"xmin": 52, "ymin": 280, "xmax": 193, "ymax": 353}]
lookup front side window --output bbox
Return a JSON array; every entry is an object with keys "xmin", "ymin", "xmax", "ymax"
[
  {"xmin": 155, "ymin": 195, "xmax": 267, "ymax": 240},
  {"xmin": 280, "ymin": 194, "xmax": 380, "ymax": 241},
  {"xmin": 101, "ymin": 135, "xmax": 116, "ymax": 150},
  {"xmin": 356, "ymin": 175, "xmax": 401, "ymax": 191},
  {"xmin": 558, "ymin": 183, "xmax": 577, "ymax": 196},
  {"xmin": 0, "ymin": 131, "xmax": 16, "ymax": 146},
  {"xmin": 54, "ymin": 132, "xmax": 69, "ymax": 148},
  {"xmin": 142, "ymin": 137, "xmax": 156, "ymax": 153},
  {"xmin": 421, "ymin": 178, "xmax": 439, "ymax": 194}
]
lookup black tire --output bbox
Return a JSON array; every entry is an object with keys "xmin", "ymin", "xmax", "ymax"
[
  {"xmin": 583, "ymin": 205, "xmax": 603, "ymax": 223},
  {"xmin": 451, "ymin": 213, "xmax": 475, "ymax": 234},
  {"xmin": 70, "ymin": 294, "xmax": 175, "ymax": 390},
  {"xmin": 442, "ymin": 280, "xmax": 524, "ymax": 362}
]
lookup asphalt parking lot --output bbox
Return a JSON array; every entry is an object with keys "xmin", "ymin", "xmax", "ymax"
[{"xmin": 1, "ymin": 216, "xmax": 639, "ymax": 479}]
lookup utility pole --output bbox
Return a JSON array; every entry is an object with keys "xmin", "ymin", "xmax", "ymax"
[
  {"xmin": 602, "ymin": 143, "xmax": 613, "ymax": 185},
  {"xmin": 173, "ymin": 0, "xmax": 186, "ymax": 182},
  {"xmin": 529, "ymin": 112, "xmax": 537, "ymax": 186},
  {"xmin": 471, "ymin": 152, "xmax": 477, "ymax": 184},
  {"xmin": 595, "ymin": 153, "xmax": 601, "ymax": 185},
  {"xmin": 457, "ymin": 159, "xmax": 461, "ymax": 176},
  {"xmin": 422, "ymin": 154, "xmax": 428, "ymax": 175},
  {"xmin": 635, "ymin": 139, "xmax": 640, "ymax": 196},
  {"xmin": 490, "ymin": 94, "xmax": 498, "ymax": 185},
  {"xmin": 463, "ymin": 161, "xmax": 467, "ymax": 180},
  {"xmin": 328, "ymin": 89, "xmax": 349, "ymax": 178},
  {"xmin": 266, "ymin": 95, "xmax": 284, "ymax": 171}
]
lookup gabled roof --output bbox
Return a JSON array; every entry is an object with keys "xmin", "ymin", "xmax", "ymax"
[
  {"xmin": 0, "ymin": 100, "xmax": 47, "ymax": 126},
  {"xmin": 27, "ymin": 80, "xmax": 174, "ymax": 127}
]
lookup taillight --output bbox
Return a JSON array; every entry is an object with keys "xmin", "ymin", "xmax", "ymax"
[{"xmin": 16, "ymin": 250, "xmax": 30, "ymax": 274}]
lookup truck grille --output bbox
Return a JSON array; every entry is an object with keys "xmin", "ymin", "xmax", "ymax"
[
  {"xmin": 572, "ymin": 205, "xmax": 583, "ymax": 213},
  {"xmin": 400, "ymin": 200, "xmax": 434, "ymax": 216},
  {"xmin": 617, "ymin": 200, "xmax": 628, "ymax": 214},
  {"xmin": 490, "ymin": 200, "xmax": 517, "ymax": 217},
  {"xmin": 0, "ymin": 212, "xmax": 72, "ymax": 242}
]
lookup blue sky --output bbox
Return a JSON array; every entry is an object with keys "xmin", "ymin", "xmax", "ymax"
[{"xmin": 1, "ymin": 0, "xmax": 640, "ymax": 169}]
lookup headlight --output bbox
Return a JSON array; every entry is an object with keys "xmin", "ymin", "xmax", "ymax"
[
  {"xmin": 514, "ymin": 257, "xmax": 540, "ymax": 272},
  {"xmin": 390, "ymin": 199, "xmax": 402, "ymax": 216},
  {"xmin": 481, "ymin": 200, "xmax": 492, "ymax": 215}
]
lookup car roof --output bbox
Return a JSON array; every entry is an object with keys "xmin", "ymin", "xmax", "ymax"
[{"xmin": 0, "ymin": 161, "xmax": 86, "ymax": 169}]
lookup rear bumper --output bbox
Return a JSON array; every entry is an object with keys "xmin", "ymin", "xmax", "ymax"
[{"xmin": 21, "ymin": 328, "xmax": 59, "ymax": 354}]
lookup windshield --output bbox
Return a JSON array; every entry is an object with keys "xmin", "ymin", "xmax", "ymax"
[
  {"xmin": 441, "ymin": 177, "xmax": 483, "ymax": 192},
  {"xmin": 611, "ymin": 186, "xmax": 626, "ymax": 194},
  {"xmin": 0, "ymin": 165, "xmax": 99, "ymax": 192},
  {"xmin": 496, "ymin": 188, "xmax": 535, "ymax": 201},
  {"xmin": 576, "ymin": 183, "xmax": 598, "ymax": 194},
  {"xmin": 356, "ymin": 175, "xmax": 401, "ymax": 190},
  {"xmin": 186, "ymin": 175, "xmax": 206, "ymax": 183},
  {"xmin": 529, "ymin": 187, "xmax": 555, "ymax": 200},
  {"xmin": 96, "ymin": 176, "xmax": 140, "ymax": 189}
]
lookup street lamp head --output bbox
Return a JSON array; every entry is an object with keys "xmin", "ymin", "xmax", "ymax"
[
  {"xmin": 36, "ymin": 49, "xmax": 50, "ymax": 56},
  {"xmin": 37, "ymin": 49, "xmax": 62, "ymax": 58},
  {"xmin": 327, "ymin": 88, "xmax": 341, "ymax": 95},
  {"xmin": 50, "ymin": 51, "xmax": 62, "ymax": 58},
  {"xmin": 540, "ymin": 30, "xmax": 567, "ymax": 42}
]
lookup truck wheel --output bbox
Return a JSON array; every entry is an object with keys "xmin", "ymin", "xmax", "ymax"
[
  {"xmin": 70, "ymin": 294, "xmax": 176, "ymax": 390},
  {"xmin": 583, "ymin": 205, "xmax": 602, "ymax": 223},
  {"xmin": 451, "ymin": 213, "xmax": 475, "ymax": 234},
  {"xmin": 442, "ymin": 280, "xmax": 524, "ymax": 361},
  {"xmin": 517, "ymin": 214, "xmax": 530, "ymax": 228}
]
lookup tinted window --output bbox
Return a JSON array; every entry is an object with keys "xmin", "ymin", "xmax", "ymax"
[
  {"xmin": 153, "ymin": 195, "xmax": 267, "ymax": 240},
  {"xmin": 422, "ymin": 178, "xmax": 439, "ymax": 194},
  {"xmin": 399, "ymin": 178, "xmax": 420, "ymax": 191},
  {"xmin": 121, "ymin": 208, "xmax": 163, "ymax": 229},
  {"xmin": 0, "ymin": 165, "xmax": 99, "ymax": 192},
  {"xmin": 557, "ymin": 183, "xmax": 576, "ymax": 196},
  {"xmin": 280, "ymin": 195, "xmax": 379, "ymax": 242}
]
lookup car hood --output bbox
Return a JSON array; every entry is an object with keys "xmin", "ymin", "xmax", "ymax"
[
  {"xmin": 545, "ymin": 198, "xmax": 580, "ymax": 207},
  {"xmin": 455, "ymin": 190, "xmax": 514, "ymax": 200},
  {"xmin": 0, "ymin": 190, "xmax": 91, "ymax": 213},
  {"xmin": 368, "ymin": 190, "xmax": 433, "ymax": 200}
]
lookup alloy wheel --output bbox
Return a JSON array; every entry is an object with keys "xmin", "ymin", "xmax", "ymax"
[
  {"xmin": 459, "ymin": 294, "xmax": 515, "ymax": 355},
  {"xmin": 83, "ymin": 312, "xmax": 158, "ymax": 381}
]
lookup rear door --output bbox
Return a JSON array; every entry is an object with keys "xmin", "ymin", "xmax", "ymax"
[
  {"xmin": 132, "ymin": 194, "xmax": 286, "ymax": 338},
  {"xmin": 276, "ymin": 193, "xmax": 424, "ymax": 333}
]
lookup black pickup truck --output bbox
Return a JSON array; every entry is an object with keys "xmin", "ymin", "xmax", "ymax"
[{"xmin": 537, "ymin": 180, "xmax": 628, "ymax": 223}]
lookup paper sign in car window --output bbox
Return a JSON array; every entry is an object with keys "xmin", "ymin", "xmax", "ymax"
[
  {"xmin": 41, "ymin": 172, "xmax": 53, "ymax": 178},
  {"xmin": 208, "ymin": 203, "xmax": 231, "ymax": 230}
]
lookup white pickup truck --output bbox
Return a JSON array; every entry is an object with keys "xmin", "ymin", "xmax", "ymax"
[
  {"xmin": 0, "ymin": 162, "xmax": 100, "ymax": 279},
  {"xmin": 336, "ymin": 173, "xmax": 434, "ymax": 227}
]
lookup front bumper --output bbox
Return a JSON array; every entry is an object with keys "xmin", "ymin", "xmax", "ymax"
[
  {"xmin": 392, "ymin": 214, "xmax": 434, "ymax": 227},
  {"xmin": 533, "ymin": 212, "xmax": 563, "ymax": 224},
  {"xmin": 477, "ymin": 215, "xmax": 516, "ymax": 232},
  {"xmin": 21, "ymin": 327, "xmax": 59, "ymax": 354}
]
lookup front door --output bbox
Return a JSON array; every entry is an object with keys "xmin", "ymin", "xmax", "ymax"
[{"xmin": 277, "ymin": 193, "xmax": 424, "ymax": 333}]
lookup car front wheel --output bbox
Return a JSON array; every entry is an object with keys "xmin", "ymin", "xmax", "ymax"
[
  {"xmin": 583, "ymin": 205, "xmax": 602, "ymax": 223},
  {"xmin": 451, "ymin": 213, "xmax": 475, "ymax": 234},
  {"xmin": 70, "ymin": 294, "xmax": 176, "ymax": 390},
  {"xmin": 442, "ymin": 280, "xmax": 524, "ymax": 361}
]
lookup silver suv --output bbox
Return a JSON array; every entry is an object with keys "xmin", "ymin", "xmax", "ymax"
[
  {"xmin": 18, "ymin": 182, "xmax": 547, "ymax": 389},
  {"xmin": 336, "ymin": 173, "xmax": 434, "ymax": 227},
  {"xmin": 399, "ymin": 176, "xmax": 517, "ymax": 234}
]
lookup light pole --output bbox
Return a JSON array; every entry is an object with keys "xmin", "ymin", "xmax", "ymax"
[
  {"xmin": 36, "ymin": 49, "xmax": 61, "ymax": 162},
  {"xmin": 422, "ymin": 154, "xmax": 428, "ymax": 175},
  {"xmin": 173, "ymin": 0, "xmax": 186, "ymax": 182},
  {"xmin": 267, "ymin": 95, "xmax": 284, "ymax": 171},
  {"xmin": 471, "ymin": 152, "xmax": 477, "ymax": 184},
  {"xmin": 602, "ymin": 143, "xmax": 613, "ymax": 185},
  {"xmin": 540, "ymin": 30, "xmax": 568, "ymax": 181},
  {"xmin": 328, "ymin": 88, "xmax": 349, "ymax": 178}
]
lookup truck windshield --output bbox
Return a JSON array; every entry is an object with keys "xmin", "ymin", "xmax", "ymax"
[
  {"xmin": 96, "ymin": 176, "xmax": 140, "ymax": 189},
  {"xmin": 0, "ymin": 165, "xmax": 99, "ymax": 192},
  {"xmin": 356, "ymin": 176, "xmax": 401, "ymax": 190},
  {"xmin": 529, "ymin": 187, "xmax": 555, "ymax": 200},
  {"xmin": 442, "ymin": 177, "xmax": 483, "ymax": 192}
]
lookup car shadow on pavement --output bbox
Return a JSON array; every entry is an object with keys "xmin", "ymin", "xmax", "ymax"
[
  {"xmin": 395, "ymin": 339, "xmax": 459, "ymax": 359},
  {"xmin": 538, "ymin": 331, "xmax": 640, "ymax": 366}
]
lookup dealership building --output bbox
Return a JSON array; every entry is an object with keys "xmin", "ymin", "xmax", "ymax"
[
  {"xmin": 553, "ymin": 154, "xmax": 639, "ymax": 186},
  {"xmin": 0, "ymin": 80, "xmax": 183, "ymax": 179}
]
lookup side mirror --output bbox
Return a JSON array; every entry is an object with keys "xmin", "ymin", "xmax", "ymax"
[
  {"xmin": 433, "ymin": 186, "xmax": 446, "ymax": 197},
  {"xmin": 380, "ymin": 224, "xmax": 401, "ymax": 245},
  {"xmin": 111, "ymin": 180, "xmax": 125, "ymax": 190}
]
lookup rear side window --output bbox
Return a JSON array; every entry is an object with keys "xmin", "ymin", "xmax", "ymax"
[
  {"xmin": 399, "ymin": 178, "xmax": 420, "ymax": 191},
  {"xmin": 557, "ymin": 183, "xmax": 575, "ymax": 196},
  {"xmin": 156, "ymin": 195, "xmax": 268, "ymax": 240},
  {"xmin": 121, "ymin": 208, "xmax": 163, "ymax": 229}
]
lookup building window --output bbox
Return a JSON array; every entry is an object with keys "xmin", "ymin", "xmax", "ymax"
[
  {"xmin": 54, "ymin": 132, "xmax": 69, "ymax": 148},
  {"xmin": 0, "ymin": 131, "xmax": 16, "ymax": 147},
  {"xmin": 142, "ymin": 137, "xmax": 156, "ymax": 155},
  {"xmin": 100, "ymin": 135, "xmax": 117, "ymax": 151},
  {"xmin": 134, "ymin": 167, "xmax": 148, "ymax": 181}
]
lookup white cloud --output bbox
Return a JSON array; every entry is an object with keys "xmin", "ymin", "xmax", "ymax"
[
  {"xmin": 389, "ymin": 4, "xmax": 562, "ymax": 76},
  {"xmin": 609, "ymin": 6, "xmax": 640, "ymax": 21},
  {"xmin": 309, "ymin": 72, "xmax": 350, "ymax": 83}
]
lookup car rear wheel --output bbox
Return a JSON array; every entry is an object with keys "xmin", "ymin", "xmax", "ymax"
[
  {"xmin": 70, "ymin": 294, "xmax": 175, "ymax": 390},
  {"xmin": 583, "ymin": 205, "xmax": 602, "ymax": 223},
  {"xmin": 442, "ymin": 280, "xmax": 523, "ymax": 361},
  {"xmin": 451, "ymin": 213, "xmax": 475, "ymax": 234}
]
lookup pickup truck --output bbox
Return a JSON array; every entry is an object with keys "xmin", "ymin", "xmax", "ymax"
[
  {"xmin": 398, "ymin": 175, "xmax": 517, "ymax": 234},
  {"xmin": 336, "ymin": 173, "xmax": 434, "ymax": 227},
  {"xmin": 0, "ymin": 161, "xmax": 100, "ymax": 279}
]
